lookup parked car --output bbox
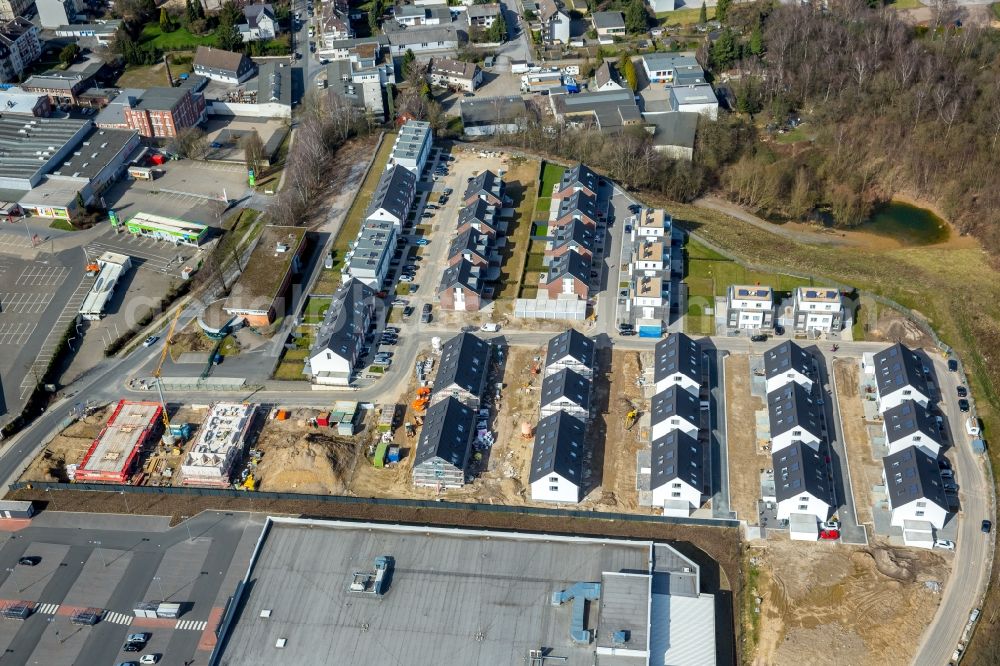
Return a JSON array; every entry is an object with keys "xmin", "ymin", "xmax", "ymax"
[
  {"xmin": 624, "ymin": 224, "xmax": 632, "ymax": 233},
  {"xmin": 416, "ymin": 238, "xmax": 430, "ymax": 246},
  {"xmin": 17, "ymin": 557, "xmax": 37, "ymax": 566},
  {"xmin": 957, "ymin": 386, "xmax": 968, "ymax": 398},
  {"xmin": 443, "ymin": 187, "xmax": 454, "ymax": 195},
  {"xmin": 139, "ymin": 655, "xmax": 160, "ymax": 665},
  {"xmin": 938, "ymin": 457, "xmax": 952, "ymax": 469},
  {"xmin": 399, "ymin": 275, "xmax": 414, "ymax": 283},
  {"xmin": 421, "ymin": 303, "xmax": 432, "ymax": 323},
  {"xmin": 819, "ymin": 529, "xmax": 840, "ymax": 540},
  {"xmin": 384, "ymin": 327, "xmax": 400, "ymax": 334},
  {"xmin": 619, "ymin": 329, "xmax": 636, "ymax": 336},
  {"xmin": 933, "ymin": 539, "xmax": 955, "ymax": 551},
  {"xmin": 421, "ymin": 212, "xmax": 434, "ymax": 219},
  {"xmin": 402, "ymin": 306, "xmax": 414, "ymax": 319},
  {"xmin": 940, "ymin": 469, "xmax": 954, "ymax": 479},
  {"xmin": 142, "ymin": 336, "xmax": 158, "ymax": 347},
  {"xmin": 481, "ymin": 323, "xmax": 500, "ymax": 332},
  {"xmin": 628, "ymin": 204, "xmax": 641, "ymax": 213},
  {"xmin": 958, "ymin": 399, "xmax": 970, "ymax": 412},
  {"xmin": 392, "ymin": 298, "xmax": 408, "ymax": 307},
  {"xmin": 821, "ymin": 520, "xmax": 841, "ymax": 531},
  {"xmin": 948, "ymin": 359, "xmax": 959, "ymax": 372},
  {"xmin": 123, "ymin": 643, "xmax": 142, "ymax": 652},
  {"xmin": 983, "ymin": 520, "xmax": 992, "ymax": 534},
  {"xmin": 750, "ymin": 334, "xmax": 768, "ymax": 342}
]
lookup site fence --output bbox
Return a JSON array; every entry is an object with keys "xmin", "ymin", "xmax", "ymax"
[{"xmin": 8, "ymin": 481, "xmax": 740, "ymax": 529}]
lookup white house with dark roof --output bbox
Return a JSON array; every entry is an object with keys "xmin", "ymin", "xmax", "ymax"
[
  {"xmin": 883, "ymin": 445, "xmax": 949, "ymax": 529},
  {"xmin": 767, "ymin": 382, "xmax": 824, "ymax": 453},
  {"xmin": 529, "ymin": 411, "xmax": 586, "ymax": 503},
  {"xmin": 539, "ymin": 368, "xmax": 591, "ymax": 421},
  {"xmin": 873, "ymin": 342, "xmax": 934, "ymax": 414},
  {"xmin": 429, "ymin": 57, "xmax": 482, "ymax": 92},
  {"xmin": 365, "ymin": 164, "xmax": 416, "ymax": 231},
  {"xmin": 792, "ymin": 286, "xmax": 845, "ymax": 334},
  {"xmin": 307, "ymin": 279, "xmax": 375, "ymax": 385},
  {"xmin": 773, "ymin": 441, "xmax": 833, "ymax": 522},
  {"xmin": 652, "ymin": 332, "xmax": 701, "ymax": 395},
  {"xmin": 727, "ymin": 284, "xmax": 773, "ymax": 331},
  {"xmin": 553, "ymin": 163, "xmax": 599, "ymax": 199},
  {"xmin": 430, "ymin": 332, "xmax": 491, "ymax": 408},
  {"xmin": 883, "ymin": 400, "xmax": 942, "ymax": 458},
  {"xmin": 413, "ymin": 397, "xmax": 475, "ymax": 488},
  {"xmin": 193, "ymin": 46, "xmax": 256, "ymax": 83},
  {"xmin": 544, "ymin": 329, "xmax": 595, "ymax": 379},
  {"xmin": 649, "ymin": 430, "xmax": 707, "ymax": 516},
  {"xmin": 650, "ymin": 386, "xmax": 700, "ymax": 441},
  {"xmin": 763, "ymin": 340, "xmax": 815, "ymax": 394},
  {"xmin": 239, "ymin": 3, "xmax": 280, "ymax": 42}
]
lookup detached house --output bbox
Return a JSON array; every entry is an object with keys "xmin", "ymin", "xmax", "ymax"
[
  {"xmin": 883, "ymin": 400, "xmax": 942, "ymax": 458},
  {"xmin": 872, "ymin": 342, "xmax": 934, "ymax": 414},
  {"xmin": 792, "ymin": 286, "xmax": 845, "ymax": 334},
  {"xmin": 650, "ymin": 430, "xmax": 707, "ymax": 516},
  {"xmin": 413, "ymin": 397, "xmax": 475, "ymax": 488},
  {"xmin": 591, "ymin": 11, "xmax": 626, "ymax": 38},
  {"xmin": 538, "ymin": 0, "xmax": 570, "ymax": 44},
  {"xmin": 463, "ymin": 169, "xmax": 506, "ymax": 207},
  {"xmin": 767, "ymin": 382, "xmax": 825, "ymax": 453},
  {"xmin": 883, "ymin": 444, "xmax": 949, "ymax": 530},
  {"xmin": 430, "ymin": 332, "xmax": 491, "ymax": 408},
  {"xmin": 430, "ymin": 57, "xmax": 482, "ymax": 92},
  {"xmin": 193, "ymin": 46, "xmax": 256, "ymax": 84},
  {"xmin": 307, "ymin": 279, "xmax": 375, "ymax": 385},
  {"xmin": 592, "ymin": 61, "xmax": 624, "ymax": 92},
  {"xmin": 763, "ymin": 340, "xmax": 815, "ymax": 394},
  {"xmin": 543, "ymin": 251, "xmax": 591, "ymax": 300},
  {"xmin": 437, "ymin": 259, "xmax": 486, "ymax": 312},
  {"xmin": 529, "ymin": 411, "xmax": 586, "ymax": 503},
  {"xmin": 727, "ymin": 284, "xmax": 773, "ymax": 331},
  {"xmin": 467, "ymin": 3, "xmax": 500, "ymax": 28},
  {"xmin": 239, "ymin": 3, "xmax": 280, "ymax": 42},
  {"xmin": 650, "ymin": 386, "xmax": 700, "ymax": 441},
  {"xmin": 773, "ymin": 441, "xmax": 833, "ymax": 523},
  {"xmin": 544, "ymin": 328, "xmax": 595, "ymax": 379},
  {"xmin": 653, "ymin": 332, "xmax": 701, "ymax": 395},
  {"xmin": 553, "ymin": 163, "xmax": 599, "ymax": 199},
  {"xmin": 539, "ymin": 368, "xmax": 591, "ymax": 421}
]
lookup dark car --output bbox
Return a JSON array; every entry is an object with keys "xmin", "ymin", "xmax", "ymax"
[
  {"xmin": 123, "ymin": 643, "xmax": 142, "ymax": 652},
  {"xmin": 958, "ymin": 399, "xmax": 970, "ymax": 412},
  {"xmin": 948, "ymin": 359, "xmax": 959, "ymax": 372},
  {"xmin": 957, "ymin": 386, "xmax": 968, "ymax": 398},
  {"xmin": 628, "ymin": 204, "xmax": 641, "ymax": 213},
  {"xmin": 17, "ymin": 557, "xmax": 37, "ymax": 566},
  {"xmin": 750, "ymin": 334, "xmax": 768, "ymax": 342},
  {"xmin": 619, "ymin": 329, "xmax": 636, "ymax": 336},
  {"xmin": 983, "ymin": 520, "xmax": 993, "ymax": 534},
  {"xmin": 421, "ymin": 303, "xmax": 432, "ymax": 323}
]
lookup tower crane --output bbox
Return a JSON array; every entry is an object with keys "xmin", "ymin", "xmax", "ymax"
[{"xmin": 152, "ymin": 307, "xmax": 183, "ymax": 444}]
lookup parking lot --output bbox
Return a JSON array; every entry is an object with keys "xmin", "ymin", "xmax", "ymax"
[{"xmin": 85, "ymin": 226, "xmax": 205, "ymax": 276}]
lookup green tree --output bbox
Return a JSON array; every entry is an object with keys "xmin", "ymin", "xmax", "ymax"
[
  {"xmin": 217, "ymin": 4, "xmax": 243, "ymax": 53},
  {"xmin": 619, "ymin": 53, "xmax": 638, "ymax": 91},
  {"xmin": 486, "ymin": 10, "xmax": 508, "ymax": 42},
  {"xmin": 185, "ymin": 0, "xmax": 199, "ymax": 24},
  {"xmin": 699, "ymin": 1, "xmax": 707, "ymax": 23},
  {"xmin": 710, "ymin": 28, "xmax": 737, "ymax": 70},
  {"xmin": 159, "ymin": 8, "xmax": 174, "ymax": 32},
  {"xmin": 749, "ymin": 21, "xmax": 763, "ymax": 56},
  {"xmin": 59, "ymin": 43, "xmax": 80, "ymax": 66},
  {"xmin": 625, "ymin": 0, "xmax": 648, "ymax": 33},
  {"xmin": 241, "ymin": 131, "xmax": 266, "ymax": 184},
  {"xmin": 716, "ymin": 0, "xmax": 731, "ymax": 22},
  {"xmin": 75, "ymin": 192, "xmax": 86, "ymax": 211},
  {"xmin": 402, "ymin": 49, "xmax": 416, "ymax": 72}
]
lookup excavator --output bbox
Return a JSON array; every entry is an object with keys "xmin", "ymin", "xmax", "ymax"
[
  {"xmin": 624, "ymin": 399, "xmax": 639, "ymax": 431},
  {"xmin": 410, "ymin": 387, "xmax": 431, "ymax": 414}
]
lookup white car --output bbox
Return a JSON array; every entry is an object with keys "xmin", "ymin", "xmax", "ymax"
[
  {"xmin": 480, "ymin": 323, "xmax": 500, "ymax": 332},
  {"xmin": 933, "ymin": 539, "xmax": 955, "ymax": 551},
  {"xmin": 140, "ymin": 655, "xmax": 160, "ymax": 665},
  {"xmin": 821, "ymin": 520, "xmax": 840, "ymax": 531},
  {"xmin": 398, "ymin": 275, "xmax": 414, "ymax": 283}
]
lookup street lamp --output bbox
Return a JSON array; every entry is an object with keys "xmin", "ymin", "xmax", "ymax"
[
  {"xmin": 120, "ymin": 491, "xmax": 130, "ymax": 514},
  {"xmin": 153, "ymin": 575, "xmax": 165, "ymax": 600}
]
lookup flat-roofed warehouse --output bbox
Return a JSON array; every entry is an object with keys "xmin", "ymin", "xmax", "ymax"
[
  {"xmin": 211, "ymin": 518, "xmax": 718, "ymax": 666},
  {"xmin": 74, "ymin": 400, "xmax": 162, "ymax": 483},
  {"xmin": 0, "ymin": 116, "xmax": 91, "ymax": 189}
]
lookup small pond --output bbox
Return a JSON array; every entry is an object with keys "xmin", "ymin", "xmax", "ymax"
[{"xmin": 861, "ymin": 202, "xmax": 949, "ymax": 246}]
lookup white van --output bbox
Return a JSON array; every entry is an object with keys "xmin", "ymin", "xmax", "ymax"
[{"xmin": 481, "ymin": 323, "xmax": 500, "ymax": 332}]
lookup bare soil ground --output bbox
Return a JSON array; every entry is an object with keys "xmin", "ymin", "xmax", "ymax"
[
  {"xmin": 21, "ymin": 404, "xmax": 115, "ymax": 482},
  {"xmin": 725, "ymin": 355, "xmax": 770, "ymax": 522},
  {"xmin": 750, "ymin": 540, "xmax": 950, "ymax": 666},
  {"xmin": 868, "ymin": 308, "xmax": 937, "ymax": 348},
  {"xmin": 834, "ymin": 359, "xmax": 881, "ymax": 526}
]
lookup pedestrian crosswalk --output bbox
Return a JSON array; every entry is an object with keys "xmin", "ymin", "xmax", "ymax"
[
  {"xmin": 36, "ymin": 603, "xmax": 59, "ymax": 614},
  {"xmin": 103, "ymin": 611, "xmax": 133, "ymax": 625},
  {"xmin": 176, "ymin": 619, "xmax": 207, "ymax": 631}
]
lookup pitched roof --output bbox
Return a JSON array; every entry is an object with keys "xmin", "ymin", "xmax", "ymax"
[
  {"xmin": 592, "ymin": 11, "xmax": 625, "ymax": 29},
  {"xmin": 433, "ymin": 332, "xmax": 491, "ymax": 398},
  {"xmin": 538, "ymin": 0, "xmax": 562, "ymax": 21},
  {"xmin": 883, "ymin": 445, "xmax": 948, "ymax": 511},
  {"xmin": 653, "ymin": 333, "xmax": 701, "ymax": 386},
  {"xmin": 464, "ymin": 169, "xmax": 504, "ymax": 202},
  {"xmin": 540, "ymin": 368, "xmax": 591, "ymax": 412},
  {"xmin": 546, "ymin": 250, "xmax": 591, "ymax": 285},
  {"xmin": 650, "ymin": 386, "xmax": 700, "ymax": 428},
  {"xmin": 529, "ymin": 411, "xmax": 586, "ymax": 484},
  {"xmin": 414, "ymin": 397, "xmax": 475, "ymax": 469},
  {"xmin": 457, "ymin": 198, "xmax": 501, "ymax": 231},
  {"xmin": 594, "ymin": 61, "xmax": 621, "ymax": 89},
  {"xmin": 467, "ymin": 3, "xmax": 500, "ymax": 18},
  {"xmin": 311, "ymin": 278, "xmax": 374, "ymax": 362},
  {"xmin": 431, "ymin": 57, "xmax": 480, "ymax": 81},
  {"xmin": 883, "ymin": 399, "xmax": 940, "ymax": 445},
  {"xmin": 448, "ymin": 227, "xmax": 491, "ymax": 264},
  {"xmin": 366, "ymin": 164, "xmax": 416, "ymax": 220},
  {"xmin": 550, "ymin": 219, "xmax": 595, "ymax": 253},
  {"xmin": 438, "ymin": 258, "xmax": 485, "ymax": 295},
  {"xmin": 873, "ymin": 343, "xmax": 931, "ymax": 400},
  {"xmin": 763, "ymin": 340, "xmax": 813, "ymax": 383},
  {"xmin": 558, "ymin": 163, "xmax": 600, "ymax": 195},
  {"xmin": 556, "ymin": 190, "xmax": 598, "ymax": 222},
  {"xmin": 772, "ymin": 441, "xmax": 831, "ymax": 504},
  {"xmin": 545, "ymin": 329, "xmax": 594, "ymax": 370},
  {"xmin": 650, "ymin": 430, "xmax": 706, "ymax": 493},
  {"xmin": 194, "ymin": 46, "xmax": 250, "ymax": 74},
  {"xmin": 767, "ymin": 382, "xmax": 824, "ymax": 440}
]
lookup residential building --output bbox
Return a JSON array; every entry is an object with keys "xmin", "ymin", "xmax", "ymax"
[
  {"xmin": 346, "ymin": 219, "xmax": 396, "ymax": 288},
  {"xmin": 873, "ymin": 342, "xmax": 934, "ymax": 414},
  {"xmin": 727, "ymin": 284, "xmax": 773, "ymax": 331},
  {"xmin": 529, "ymin": 411, "xmax": 586, "ymax": 503},
  {"xmin": 365, "ymin": 164, "xmax": 416, "ymax": 230},
  {"xmin": 0, "ymin": 17, "xmax": 40, "ymax": 84},
  {"xmin": 413, "ymin": 397, "xmax": 475, "ymax": 488},
  {"xmin": 179, "ymin": 403, "xmax": 257, "ymax": 487},
  {"xmin": 325, "ymin": 59, "xmax": 385, "ymax": 120},
  {"xmin": 649, "ymin": 0, "xmax": 676, "ymax": 11},
  {"xmin": 0, "ymin": 87, "xmax": 49, "ymax": 115},
  {"xmin": 239, "ymin": 3, "xmax": 280, "ymax": 42},
  {"xmin": 767, "ymin": 382, "xmax": 825, "ymax": 453},
  {"xmin": 384, "ymin": 23, "xmax": 464, "ymax": 54},
  {"xmin": 467, "ymin": 3, "xmax": 500, "ymax": 28},
  {"xmin": 592, "ymin": 11, "xmax": 626, "ymax": 37},
  {"xmin": 550, "ymin": 87, "xmax": 642, "ymax": 134},
  {"xmin": 222, "ymin": 226, "xmax": 307, "ymax": 326},
  {"xmin": 538, "ymin": 0, "xmax": 570, "ymax": 44},
  {"xmin": 21, "ymin": 69, "xmax": 94, "ymax": 106},
  {"xmin": 460, "ymin": 95, "xmax": 528, "ymax": 136},
  {"xmin": 388, "ymin": 119, "xmax": 432, "ymax": 173},
  {"xmin": 773, "ymin": 441, "xmax": 833, "ymax": 522},
  {"xmin": 669, "ymin": 83, "xmax": 718, "ymax": 120},
  {"xmin": 883, "ymin": 399, "xmax": 942, "ymax": 458},
  {"xmin": 456, "ymin": 198, "xmax": 501, "ymax": 237},
  {"xmin": 792, "ymin": 286, "xmax": 845, "ymax": 334},
  {"xmin": 430, "ymin": 332, "xmax": 491, "ymax": 408},
  {"xmin": 763, "ymin": 340, "xmax": 814, "ymax": 394},
  {"xmin": 463, "ymin": 169, "xmax": 505, "ymax": 207},
  {"xmin": 650, "ymin": 385, "xmax": 700, "ymax": 441},
  {"xmin": 653, "ymin": 332, "xmax": 701, "ymax": 395},
  {"xmin": 552, "ymin": 190, "xmax": 598, "ymax": 227},
  {"xmin": 395, "ymin": 3, "xmax": 451, "ymax": 26},
  {"xmin": 543, "ymin": 250, "xmax": 591, "ymax": 300},
  {"xmin": 307, "ymin": 279, "xmax": 375, "ymax": 385},
  {"xmin": 636, "ymin": 207, "xmax": 672, "ymax": 237},
  {"xmin": 545, "ymin": 219, "xmax": 595, "ymax": 259},
  {"xmin": 193, "ymin": 46, "xmax": 257, "ymax": 84},
  {"xmin": 641, "ymin": 53, "xmax": 703, "ymax": 85},
  {"xmin": 320, "ymin": 35, "xmax": 388, "ymax": 60},
  {"xmin": 36, "ymin": 0, "xmax": 83, "ymax": 29},
  {"xmin": 447, "ymin": 227, "xmax": 493, "ymax": 268},
  {"xmin": 883, "ymin": 445, "xmax": 949, "ymax": 530},
  {"xmin": 592, "ymin": 60, "xmax": 624, "ymax": 91},
  {"xmin": 54, "ymin": 20, "xmax": 123, "ymax": 46},
  {"xmin": 429, "ymin": 57, "xmax": 482, "ymax": 92},
  {"xmin": 98, "ymin": 87, "xmax": 206, "ymax": 138},
  {"xmin": 437, "ymin": 259, "xmax": 486, "ymax": 312},
  {"xmin": 544, "ymin": 328, "xmax": 595, "ymax": 379},
  {"xmin": 0, "ymin": 0, "xmax": 32, "ymax": 21},
  {"xmin": 649, "ymin": 429, "xmax": 707, "ymax": 516},
  {"xmin": 553, "ymin": 163, "xmax": 599, "ymax": 199},
  {"xmin": 539, "ymin": 368, "xmax": 591, "ymax": 421},
  {"xmin": 320, "ymin": 4, "xmax": 353, "ymax": 48}
]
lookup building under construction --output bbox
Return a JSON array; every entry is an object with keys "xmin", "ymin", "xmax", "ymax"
[
  {"xmin": 75, "ymin": 400, "xmax": 163, "ymax": 484},
  {"xmin": 180, "ymin": 403, "xmax": 257, "ymax": 487}
]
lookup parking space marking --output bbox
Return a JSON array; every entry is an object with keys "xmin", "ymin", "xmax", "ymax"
[
  {"xmin": 0, "ymin": 292, "xmax": 53, "ymax": 315},
  {"xmin": 0, "ymin": 230, "xmax": 34, "ymax": 248},
  {"xmin": 103, "ymin": 611, "xmax": 133, "ymax": 625},
  {"xmin": 15, "ymin": 265, "xmax": 68, "ymax": 287},
  {"xmin": 36, "ymin": 603, "xmax": 60, "ymax": 614},
  {"xmin": 0, "ymin": 321, "xmax": 36, "ymax": 344},
  {"xmin": 176, "ymin": 619, "xmax": 208, "ymax": 631},
  {"xmin": 86, "ymin": 241, "xmax": 182, "ymax": 274}
]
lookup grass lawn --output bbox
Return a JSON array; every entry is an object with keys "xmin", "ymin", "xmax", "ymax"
[
  {"xmin": 273, "ymin": 359, "xmax": 307, "ymax": 380},
  {"xmin": 524, "ymin": 242, "xmax": 547, "ymax": 272},
  {"xmin": 539, "ymin": 162, "xmax": 565, "ymax": 196},
  {"xmin": 496, "ymin": 158, "xmax": 541, "ymax": 300},
  {"xmin": 774, "ymin": 126, "xmax": 815, "ymax": 144},
  {"xmin": 312, "ymin": 269, "xmax": 341, "ymax": 295},
  {"xmin": 686, "ymin": 238, "xmax": 817, "ymax": 298},
  {"xmin": 302, "ymin": 296, "xmax": 333, "ymax": 324},
  {"xmin": 993, "ymin": 2, "xmax": 1000, "ymax": 19},
  {"xmin": 140, "ymin": 24, "xmax": 218, "ymax": 50},
  {"xmin": 535, "ymin": 196, "xmax": 552, "ymax": 214},
  {"xmin": 887, "ymin": 0, "xmax": 925, "ymax": 8},
  {"xmin": 49, "ymin": 219, "xmax": 75, "ymax": 231},
  {"xmin": 116, "ymin": 60, "xmax": 193, "ymax": 89},
  {"xmin": 218, "ymin": 335, "xmax": 240, "ymax": 357},
  {"xmin": 658, "ymin": 6, "xmax": 715, "ymax": 25}
]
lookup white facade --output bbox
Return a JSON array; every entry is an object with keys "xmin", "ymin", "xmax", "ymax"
[
  {"xmin": 793, "ymin": 287, "xmax": 844, "ymax": 333},
  {"xmin": 727, "ymin": 285, "xmax": 773, "ymax": 330},
  {"xmin": 650, "ymin": 415, "xmax": 698, "ymax": 442},
  {"xmin": 771, "ymin": 425, "xmax": 822, "ymax": 454},
  {"xmin": 539, "ymin": 397, "xmax": 588, "ymax": 421},
  {"xmin": 776, "ymin": 492, "xmax": 831, "ymax": 522},
  {"xmin": 878, "ymin": 384, "xmax": 932, "ymax": 415},
  {"xmin": 180, "ymin": 403, "xmax": 256, "ymax": 486},
  {"xmin": 765, "ymin": 369, "xmax": 813, "ymax": 396},
  {"xmin": 388, "ymin": 120, "xmax": 432, "ymax": 174},
  {"xmin": 889, "ymin": 496, "xmax": 948, "ymax": 529},
  {"xmin": 885, "ymin": 428, "xmax": 942, "ymax": 458},
  {"xmin": 651, "ymin": 478, "xmax": 702, "ymax": 512},
  {"xmin": 669, "ymin": 84, "xmax": 718, "ymax": 120},
  {"xmin": 530, "ymin": 471, "xmax": 580, "ymax": 503},
  {"xmin": 653, "ymin": 372, "xmax": 699, "ymax": 396},
  {"xmin": 308, "ymin": 346, "xmax": 352, "ymax": 378}
]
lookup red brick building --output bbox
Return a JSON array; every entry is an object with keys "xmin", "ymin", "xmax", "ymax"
[{"xmin": 110, "ymin": 87, "xmax": 206, "ymax": 138}]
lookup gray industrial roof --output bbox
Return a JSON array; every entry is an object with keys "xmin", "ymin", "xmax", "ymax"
[
  {"xmin": 311, "ymin": 278, "xmax": 374, "ymax": 361},
  {"xmin": 552, "ymin": 88, "xmax": 640, "ymax": 131},
  {"xmin": 413, "ymin": 396, "xmax": 475, "ymax": 469},
  {"xmin": 671, "ymin": 83, "xmax": 718, "ymax": 107},
  {"xmin": 433, "ymin": 332, "xmax": 491, "ymax": 398},
  {"xmin": 772, "ymin": 440, "xmax": 832, "ymax": 505},
  {"xmin": 366, "ymin": 164, "xmax": 416, "ymax": 220},
  {"xmin": 557, "ymin": 189, "xmax": 598, "ymax": 222},
  {"xmin": 650, "ymin": 429, "xmax": 706, "ymax": 493},
  {"xmin": 650, "ymin": 386, "xmax": 700, "ymax": 427},
  {"xmin": 883, "ymin": 399, "xmax": 940, "ymax": 444},
  {"xmin": 763, "ymin": 340, "xmax": 813, "ymax": 383},
  {"xmin": 437, "ymin": 257, "xmax": 485, "ymax": 295},
  {"xmin": 545, "ymin": 328, "xmax": 594, "ymax": 370},
  {"xmin": 463, "ymin": 169, "xmax": 504, "ymax": 203},
  {"xmin": 254, "ymin": 61, "xmax": 292, "ymax": 106},
  {"xmin": 767, "ymin": 381, "xmax": 824, "ymax": 439},
  {"xmin": 558, "ymin": 163, "xmax": 599, "ymax": 196},
  {"xmin": 447, "ymin": 226, "xmax": 491, "ymax": 264},
  {"xmin": 51, "ymin": 127, "xmax": 137, "ymax": 180},
  {"xmin": 385, "ymin": 23, "xmax": 465, "ymax": 47},
  {"xmin": 883, "ymin": 444, "xmax": 948, "ymax": 511},
  {"xmin": 873, "ymin": 342, "xmax": 931, "ymax": 400},
  {"xmin": 642, "ymin": 52, "xmax": 701, "ymax": 72},
  {"xmin": 646, "ymin": 112, "xmax": 699, "ymax": 152},
  {"xmin": 457, "ymin": 197, "xmax": 500, "ymax": 231},
  {"xmin": 0, "ymin": 116, "xmax": 89, "ymax": 183},
  {"xmin": 529, "ymin": 410, "xmax": 586, "ymax": 484},
  {"xmin": 540, "ymin": 367, "xmax": 591, "ymax": 412},
  {"xmin": 546, "ymin": 249, "xmax": 591, "ymax": 284},
  {"xmin": 459, "ymin": 95, "xmax": 528, "ymax": 128},
  {"xmin": 653, "ymin": 332, "xmax": 701, "ymax": 386}
]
